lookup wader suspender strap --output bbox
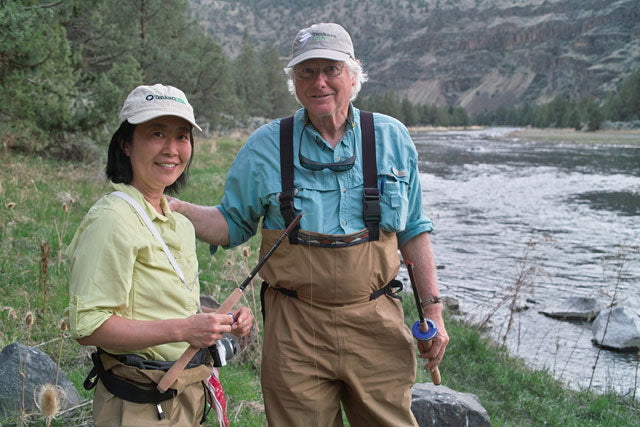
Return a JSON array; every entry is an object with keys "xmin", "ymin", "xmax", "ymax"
[
  {"xmin": 360, "ymin": 111, "xmax": 381, "ymax": 241},
  {"xmin": 279, "ymin": 116, "xmax": 299, "ymax": 244},
  {"xmin": 278, "ymin": 111, "xmax": 380, "ymax": 244}
]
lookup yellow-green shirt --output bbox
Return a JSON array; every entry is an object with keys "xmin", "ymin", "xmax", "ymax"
[{"xmin": 64, "ymin": 182, "xmax": 200, "ymax": 361}]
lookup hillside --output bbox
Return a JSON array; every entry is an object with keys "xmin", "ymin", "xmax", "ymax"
[{"xmin": 189, "ymin": 0, "xmax": 640, "ymax": 113}]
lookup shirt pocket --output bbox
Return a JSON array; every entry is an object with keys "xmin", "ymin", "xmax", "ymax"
[{"xmin": 379, "ymin": 166, "xmax": 410, "ymax": 231}]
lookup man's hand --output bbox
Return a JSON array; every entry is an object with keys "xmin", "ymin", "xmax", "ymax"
[
  {"xmin": 165, "ymin": 195, "xmax": 183, "ymax": 213},
  {"xmin": 417, "ymin": 310, "xmax": 449, "ymax": 372}
]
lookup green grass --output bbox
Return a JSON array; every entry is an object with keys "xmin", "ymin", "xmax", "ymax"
[{"xmin": 1, "ymin": 137, "xmax": 639, "ymax": 426}]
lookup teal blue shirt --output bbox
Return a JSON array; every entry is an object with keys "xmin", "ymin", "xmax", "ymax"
[{"xmin": 218, "ymin": 106, "xmax": 433, "ymax": 248}]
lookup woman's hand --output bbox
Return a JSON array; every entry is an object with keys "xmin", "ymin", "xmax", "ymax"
[
  {"xmin": 230, "ymin": 306, "xmax": 253, "ymax": 337},
  {"xmin": 183, "ymin": 313, "xmax": 234, "ymax": 348}
]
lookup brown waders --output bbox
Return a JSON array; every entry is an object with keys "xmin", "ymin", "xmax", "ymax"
[
  {"xmin": 259, "ymin": 229, "xmax": 418, "ymax": 426},
  {"xmin": 86, "ymin": 351, "xmax": 213, "ymax": 426}
]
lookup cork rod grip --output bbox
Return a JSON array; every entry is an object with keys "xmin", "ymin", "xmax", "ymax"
[
  {"xmin": 156, "ymin": 288, "xmax": 244, "ymax": 392},
  {"xmin": 422, "ymin": 337, "xmax": 442, "ymax": 385}
]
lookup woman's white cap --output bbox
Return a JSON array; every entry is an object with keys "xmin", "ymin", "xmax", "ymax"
[{"xmin": 119, "ymin": 84, "xmax": 202, "ymax": 131}]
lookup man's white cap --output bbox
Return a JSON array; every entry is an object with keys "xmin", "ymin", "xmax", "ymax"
[
  {"xmin": 287, "ymin": 23, "xmax": 355, "ymax": 68},
  {"xmin": 119, "ymin": 84, "xmax": 202, "ymax": 131}
]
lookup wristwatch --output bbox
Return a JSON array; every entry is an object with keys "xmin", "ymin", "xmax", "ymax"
[{"xmin": 421, "ymin": 296, "xmax": 443, "ymax": 307}]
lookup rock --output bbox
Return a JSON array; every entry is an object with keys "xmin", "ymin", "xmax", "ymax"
[
  {"xmin": 539, "ymin": 296, "xmax": 606, "ymax": 321},
  {"xmin": 443, "ymin": 296, "xmax": 462, "ymax": 314},
  {"xmin": 0, "ymin": 342, "xmax": 81, "ymax": 416},
  {"xmin": 411, "ymin": 382, "xmax": 491, "ymax": 427},
  {"xmin": 591, "ymin": 306, "xmax": 640, "ymax": 351}
]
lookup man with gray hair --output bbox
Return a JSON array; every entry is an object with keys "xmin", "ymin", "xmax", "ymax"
[{"xmin": 171, "ymin": 22, "xmax": 448, "ymax": 426}]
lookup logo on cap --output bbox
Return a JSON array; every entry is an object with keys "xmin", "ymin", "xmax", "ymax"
[
  {"xmin": 144, "ymin": 94, "xmax": 187, "ymax": 104},
  {"xmin": 299, "ymin": 32, "xmax": 312, "ymax": 47}
]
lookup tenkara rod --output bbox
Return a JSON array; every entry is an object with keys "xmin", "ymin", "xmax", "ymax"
[
  {"xmin": 157, "ymin": 214, "xmax": 303, "ymax": 393},
  {"xmin": 405, "ymin": 260, "xmax": 442, "ymax": 385}
]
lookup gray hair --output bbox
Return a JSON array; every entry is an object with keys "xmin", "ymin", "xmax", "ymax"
[{"xmin": 284, "ymin": 58, "xmax": 368, "ymax": 105}]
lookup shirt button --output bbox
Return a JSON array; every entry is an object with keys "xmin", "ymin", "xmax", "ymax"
[
  {"xmin": 342, "ymin": 188, "xmax": 346, "ymax": 193},
  {"xmin": 343, "ymin": 221, "xmax": 347, "ymax": 225},
  {"xmin": 337, "ymin": 156, "xmax": 341, "ymax": 161}
]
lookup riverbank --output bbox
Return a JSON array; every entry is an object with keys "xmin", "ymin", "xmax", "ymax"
[
  {"xmin": 504, "ymin": 127, "xmax": 640, "ymax": 146},
  {"xmin": 409, "ymin": 125, "xmax": 640, "ymax": 146},
  {"xmin": 1, "ymin": 139, "xmax": 638, "ymax": 425}
]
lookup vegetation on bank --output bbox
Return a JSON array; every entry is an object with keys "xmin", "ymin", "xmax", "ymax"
[{"xmin": 1, "ymin": 134, "xmax": 638, "ymax": 425}]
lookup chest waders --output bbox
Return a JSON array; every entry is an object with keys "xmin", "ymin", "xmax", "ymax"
[{"xmin": 258, "ymin": 112, "xmax": 419, "ymax": 427}]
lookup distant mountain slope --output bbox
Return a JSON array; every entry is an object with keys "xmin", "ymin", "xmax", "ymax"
[{"xmin": 189, "ymin": 0, "xmax": 640, "ymax": 113}]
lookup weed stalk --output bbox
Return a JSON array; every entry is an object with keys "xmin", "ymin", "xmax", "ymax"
[{"xmin": 39, "ymin": 241, "xmax": 51, "ymax": 314}]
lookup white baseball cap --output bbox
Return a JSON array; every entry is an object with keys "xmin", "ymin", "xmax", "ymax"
[
  {"xmin": 287, "ymin": 23, "xmax": 355, "ymax": 68},
  {"xmin": 119, "ymin": 84, "xmax": 202, "ymax": 131}
]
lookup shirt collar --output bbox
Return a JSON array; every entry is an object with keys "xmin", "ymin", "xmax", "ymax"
[
  {"xmin": 300, "ymin": 103, "xmax": 356, "ymax": 128},
  {"xmin": 110, "ymin": 181, "xmax": 171, "ymax": 223},
  {"xmin": 300, "ymin": 104, "xmax": 356, "ymax": 148}
]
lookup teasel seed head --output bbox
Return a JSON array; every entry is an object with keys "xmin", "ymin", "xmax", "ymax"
[
  {"xmin": 35, "ymin": 383, "xmax": 65, "ymax": 419},
  {"xmin": 24, "ymin": 311, "xmax": 34, "ymax": 327},
  {"xmin": 242, "ymin": 247, "xmax": 250, "ymax": 258},
  {"xmin": 59, "ymin": 319, "xmax": 67, "ymax": 332}
]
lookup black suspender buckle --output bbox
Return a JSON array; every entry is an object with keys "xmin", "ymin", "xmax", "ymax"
[
  {"xmin": 362, "ymin": 188, "xmax": 381, "ymax": 222},
  {"xmin": 363, "ymin": 187, "xmax": 381, "ymax": 241},
  {"xmin": 278, "ymin": 189, "xmax": 300, "ymax": 244},
  {"xmin": 278, "ymin": 190, "xmax": 298, "ymax": 224}
]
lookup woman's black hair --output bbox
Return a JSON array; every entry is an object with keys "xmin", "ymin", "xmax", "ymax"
[{"xmin": 105, "ymin": 120, "xmax": 194, "ymax": 195}]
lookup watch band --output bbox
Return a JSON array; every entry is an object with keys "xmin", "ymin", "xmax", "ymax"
[{"xmin": 421, "ymin": 296, "xmax": 443, "ymax": 307}]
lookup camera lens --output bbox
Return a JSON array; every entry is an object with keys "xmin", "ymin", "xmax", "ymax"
[{"xmin": 210, "ymin": 338, "xmax": 238, "ymax": 367}]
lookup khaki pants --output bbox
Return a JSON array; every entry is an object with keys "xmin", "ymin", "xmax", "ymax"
[{"xmin": 92, "ymin": 353, "xmax": 212, "ymax": 427}]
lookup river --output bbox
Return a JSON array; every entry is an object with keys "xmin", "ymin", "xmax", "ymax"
[{"xmin": 408, "ymin": 127, "xmax": 640, "ymax": 397}]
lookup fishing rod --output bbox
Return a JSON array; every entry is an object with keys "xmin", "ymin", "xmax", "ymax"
[
  {"xmin": 405, "ymin": 260, "xmax": 442, "ymax": 385},
  {"xmin": 157, "ymin": 214, "xmax": 303, "ymax": 393}
]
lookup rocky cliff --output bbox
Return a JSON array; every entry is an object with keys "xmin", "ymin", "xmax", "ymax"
[{"xmin": 189, "ymin": 0, "xmax": 640, "ymax": 113}]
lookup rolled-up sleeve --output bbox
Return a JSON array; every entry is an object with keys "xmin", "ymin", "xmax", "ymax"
[
  {"xmin": 218, "ymin": 145, "xmax": 264, "ymax": 247},
  {"xmin": 396, "ymin": 157, "xmax": 434, "ymax": 248},
  {"xmin": 393, "ymin": 124, "xmax": 434, "ymax": 247},
  {"xmin": 64, "ymin": 207, "xmax": 137, "ymax": 339}
]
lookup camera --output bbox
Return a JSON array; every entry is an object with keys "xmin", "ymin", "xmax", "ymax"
[{"xmin": 209, "ymin": 338, "xmax": 238, "ymax": 367}]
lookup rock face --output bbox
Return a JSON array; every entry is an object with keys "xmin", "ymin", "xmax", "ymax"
[
  {"xmin": 411, "ymin": 382, "xmax": 491, "ymax": 426},
  {"xmin": 539, "ymin": 296, "xmax": 606, "ymax": 321},
  {"xmin": 591, "ymin": 306, "xmax": 640, "ymax": 351},
  {"xmin": 189, "ymin": 0, "xmax": 639, "ymax": 113},
  {"xmin": 0, "ymin": 343, "xmax": 81, "ymax": 416}
]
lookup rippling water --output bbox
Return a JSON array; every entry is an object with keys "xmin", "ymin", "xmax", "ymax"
[{"xmin": 410, "ymin": 128, "xmax": 640, "ymax": 396}]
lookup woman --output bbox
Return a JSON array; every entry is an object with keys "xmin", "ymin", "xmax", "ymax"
[{"xmin": 64, "ymin": 84, "xmax": 252, "ymax": 426}]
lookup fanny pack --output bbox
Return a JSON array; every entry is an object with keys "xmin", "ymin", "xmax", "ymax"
[{"xmin": 84, "ymin": 348, "xmax": 213, "ymax": 421}]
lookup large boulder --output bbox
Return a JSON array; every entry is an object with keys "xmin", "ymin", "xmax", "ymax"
[
  {"xmin": 591, "ymin": 306, "xmax": 640, "ymax": 351},
  {"xmin": 539, "ymin": 296, "xmax": 606, "ymax": 321},
  {"xmin": 0, "ymin": 343, "xmax": 81, "ymax": 416},
  {"xmin": 411, "ymin": 382, "xmax": 491, "ymax": 426}
]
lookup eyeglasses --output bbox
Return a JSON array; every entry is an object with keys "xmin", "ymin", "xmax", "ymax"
[
  {"xmin": 294, "ymin": 64, "xmax": 345, "ymax": 80},
  {"xmin": 298, "ymin": 122, "xmax": 356, "ymax": 172}
]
